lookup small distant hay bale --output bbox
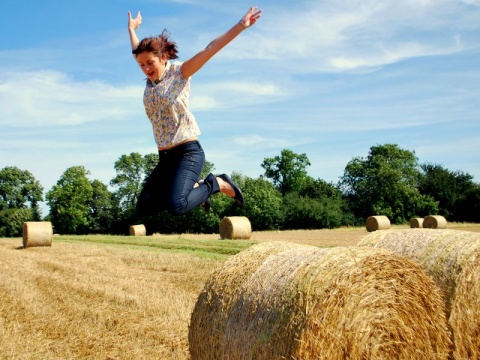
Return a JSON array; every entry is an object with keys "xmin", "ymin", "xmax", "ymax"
[
  {"xmin": 366, "ymin": 215, "xmax": 390, "ymax": 232},
  {"xmin": 423, "ymin": 215, "xmax": 447, "ymax": 229},
  {"xmin": 358, "ymin": 228, "xmax": 480, "ymax": 359},
  {"xmin": 410, "ymin": 217, "xmax": 424, "ymax": 228},
  {"xmin": 219, "ymin": 216, "xmax": 252, "ymax": 240},
  {"xmin": 129, "ymin": 224, "xmax": 146, "ymax": 236},
  {"xmin": 189, "ymin": 242, "xmax": 451, "ymax": 359},
  {"xmin": 22, "ymin": 222, "xmax": 53, "ymax": 248}
]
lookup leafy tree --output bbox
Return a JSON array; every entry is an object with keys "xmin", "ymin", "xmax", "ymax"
[
  {"xmin": 0, "ymin": 208, "xmax": 33, "ymax": 237},
  {"xmin": 340, "ymin": 144, "xmax": 437, "ymax": 224},
  {"xmin": 0, "ymin": 166, "xmax": 43, "ymax": 236},
  {"xmin": 457, "ymin": 183, "xmax": 480, "ymax": 222},
  {"xmin": 46, "ymin": 166, "xmax": 93, "ymax": 234},
  {"xmin": 235, "ymin": 176, "xmax": 284, "ymax": 230},
  {"xmin": 282, "ymin": 192, "xmax": 346, "ymax": 229},
  {"xmin": 110, "ymin": 153, "xmax": 152, "ymax": 212},
  {"xmin": 419, "ymin": 163, "xmax": 476, "ymax": 221},
  {"xmin": 89, "ymin": 179, "xmax": 120, "ymax": 234},
  {"xmin": 0, "ymin": 166, "xmax": 43, "ymax": 212},
  {"xmin": 300, "ymin": 178, "xmax": 355, "ymax": 227},
  {"xmin": 261, "ymin": 149, "xmax": 311, "ymax": 195}
]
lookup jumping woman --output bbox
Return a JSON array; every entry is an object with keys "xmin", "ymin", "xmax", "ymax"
[{"xmin": 127, "ymin": 6, "xmax": 262, "ymax": 216}]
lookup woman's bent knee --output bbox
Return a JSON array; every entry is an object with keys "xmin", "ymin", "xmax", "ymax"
[{"xmin": 166, "ymin": 200, "xmax": 189, "ymax": 216}]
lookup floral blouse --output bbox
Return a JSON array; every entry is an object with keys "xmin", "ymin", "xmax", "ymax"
[{"xmin": 143, "ymin": 62, "xmax": 200, "ymax": 149}]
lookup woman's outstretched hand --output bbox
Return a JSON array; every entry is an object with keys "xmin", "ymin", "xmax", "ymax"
[
  {"xmin": 240, "ymin": 6, "xmax": 262, "ymax": 29},
  {"xmin": 128, "ymin": 11, "xmax": 142, "ymax": 31}
]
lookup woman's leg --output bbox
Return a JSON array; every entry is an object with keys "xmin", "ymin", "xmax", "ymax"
[
  {"xmin": 165, "ymin": 142, "xmax": 219, "ymax": 215},
  {"xmin": 136, "ymin": 161, "xmax": 168, "ymax": 217}
]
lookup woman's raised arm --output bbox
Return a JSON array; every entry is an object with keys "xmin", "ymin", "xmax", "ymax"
[
  {"xmin": 181, "ymin": 6, "xmax": 262, "ymax": 79},
  {"xmin": 128, "ymin": 11, "xmax": 142, "ymax": 52}
]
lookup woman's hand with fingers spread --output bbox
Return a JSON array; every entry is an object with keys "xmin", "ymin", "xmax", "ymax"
[
  {"xmin": 240, "ymin": 6, "xmax": 262, "ymax": 29},
  {"xmin": 128, "ymin": 11, "xmax": 142, "ymax": 31}
]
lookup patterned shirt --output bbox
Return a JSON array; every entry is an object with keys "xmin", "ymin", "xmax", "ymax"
[{"xmin": 143, "ymin": 62, "xmax": 200, "ymax": 149}]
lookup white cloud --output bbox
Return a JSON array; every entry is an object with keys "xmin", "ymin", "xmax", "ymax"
[
  {"xmin": 0, "ymin": 70, "xmax": 143, "ymax": 127},
  {"xmin": 216, "ymin": 0, "xmax": 478, "ymax": 74},
  {"xmin": 330, "ymin": 37, "xmax": 463, "ymax": 70},
  {"xmin": 190, "ymin": 80, "xmax": 285, "ymax": 111}
]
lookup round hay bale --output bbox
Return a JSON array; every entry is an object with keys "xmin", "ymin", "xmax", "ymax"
[
  {"xmin": 22, "ymin": 222, "xmax": 53, "ymax": 248},
  {"xmin": 410, "ymin": 217, "xmax": 424, "ymax": 228},
  {"xmin": 450, "ymin": 252, "xmax": 480, "ymax": 359},
  {"xmin": 219, "ymin": 216, "xmax": 252, "ymax": 240},
  {"xmin": 129, "ymin": 224, "xmax": 146, "ymax": 236},
  {"xmin": 423, "ymin": 215, "xmax": 447, "ymax": 229},
  {"xmin": 189, "ymin": 242, "xmax": 451, "ymax": 359},
  {"xmin": 365, "ymin": 215, "xmax": 390, "ymax": 232},
  {"xmin": 358, "ymin": 228, "xmax": 480, "ymax": 359}
]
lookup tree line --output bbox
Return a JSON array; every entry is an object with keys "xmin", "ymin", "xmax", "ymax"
[{"xmin": 1, "ymin": 144, "xmax": 479, "ymax": 236}]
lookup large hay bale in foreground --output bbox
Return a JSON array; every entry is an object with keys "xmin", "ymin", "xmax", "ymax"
[
  {"xmin": 423, "ymin": 215, "xmax": 447, "ymax": 229},
  {"xmin": 366, "ymin": 215, "xmax": 390, "ymax": 232},
  {"xmin": 129, "ymin": 224, "xmax": 146, "ymax": 236},
  {"xmin": 410, "ymin": 217, "xmax": 424, "ymax": 228},
  {"xmin": 358, "ymin": 228, "xmax": 480, "ymax": 359},
  {"xmin": 22, "ymin": 222, "xmax": 53, "ymax": 248},
  {"xmin": 189, "ymin": 242, "xmax": 451, "ymax": 360},
  {"xmin": 450, "ymin": 251, "xmax": 480, "ymax": 359},
  {"xmin": 219, "ymin": 216, "xmax": 252, "ymax": 239}
]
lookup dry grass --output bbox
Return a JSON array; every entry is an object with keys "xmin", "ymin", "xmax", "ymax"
[
  {"xmin": 0, "ymin": 240, "xmax": 218, "ymax": 359},
  {"xmin": 1, "ymin": 223, "xmax": 479, "ymax": 359}
]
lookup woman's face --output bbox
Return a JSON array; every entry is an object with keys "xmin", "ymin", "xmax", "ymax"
[{"xmin": 136, "ymin": 52, "xmax": 166, "ymax": 81}]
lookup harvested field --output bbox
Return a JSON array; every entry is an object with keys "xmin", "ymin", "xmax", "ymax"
[{"xmin": 0, "ymin": 223, "xmax": 478, "ymax": 359}]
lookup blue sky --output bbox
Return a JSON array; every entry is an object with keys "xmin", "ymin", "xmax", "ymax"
[{"xmin": 1, "ymin": 0, "xmax": 480, "ymax": 214}]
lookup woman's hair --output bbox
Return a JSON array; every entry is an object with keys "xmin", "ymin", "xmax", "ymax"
[{"xmin": 132, "ymin": 29, "xmax": 179, "ymax": 60}]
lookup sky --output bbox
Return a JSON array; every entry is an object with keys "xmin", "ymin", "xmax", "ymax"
[{"xmin": 1, "ymin": 0, "xmax": 480, "ymax": 215}]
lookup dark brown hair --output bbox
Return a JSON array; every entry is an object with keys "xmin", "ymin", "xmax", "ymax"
[{"xmin": 132, "ymin": 29, "xmax": 179, "ymax": 60}]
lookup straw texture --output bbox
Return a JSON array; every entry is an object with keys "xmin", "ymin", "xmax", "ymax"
[
  {"xmin": 423, "ymin": 215, "xmax": 447, "ymax": 229},
  {"xmin": 219, "ymin": 217, "xmax": 252, "ymax": 240},
  {"xmin": 189, "ymin": 242, "xmax": 450, "ymax": 360},
  {"xmin": 358, "ymin": 228, "xmax": 480, "ymax": 359},
  {"xmin": 410, "ymin": 217, "xmax": 424, "ymax": 228},
  {"xmin": 366, "ymin": 215, "xmax": 391, "ymax": 232},
  {"xmin": 129, "ymin": 225, "xmax": 146, "ymax": 236},
  {"xmin": 22, "ymin": 222, "xmax": 53, "ymax": 248}
]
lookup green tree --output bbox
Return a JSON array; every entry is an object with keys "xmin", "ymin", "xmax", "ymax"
[
  {"xmin": 457, "ymin": 183, "xmax": 480, "ymax": 222},
  {"xmin": 89, "ymin": 179, "xmax": 120, "ymax": 234},
  {"xmin": 419, "ymin": 163, "xmax": 476, "ymax": 221},
  {"xmin": 0, "ymin": 166, "xmax": 43, "ymax": 211},
  {"xmin": 0, "ymin": 166, "xmax": 44, "ymax": 236},
  {"xmin": 340, "ymin": 144, "xmax": 437, "ymax": 224},
  {"xmin": 0, "ymin": 208, "xmax": 33, "ymax": 237},
  {"xmin": 46, "ymin": 166, "xmax": 93, "ymax": 234},
  {"xmin": 282, "ymin": 192, "xmax": 347, "ymax": 229},
  {"xmin": 110, "ymin": 153, "xmax": 151, "ymax": 212},
  {"xmin": 261, "ymin": 149, "xmax": 311, "ymax": 195},
  {"xmin": 236, "ymin": 176, "xmax": 284, "ymax": 230},
  {"xmin": 300, "ymin": 178, "xmax": 355, "ymax": 227}
]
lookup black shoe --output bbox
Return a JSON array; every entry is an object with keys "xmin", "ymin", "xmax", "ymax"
[{"xmin": 218, "ymin": 174, "xmax": 244, "ymax": 205}]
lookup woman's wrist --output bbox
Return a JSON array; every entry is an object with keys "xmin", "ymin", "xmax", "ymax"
[{"xmin": 239, "ymin": 20, "xmax": 247, "ymax": 30}]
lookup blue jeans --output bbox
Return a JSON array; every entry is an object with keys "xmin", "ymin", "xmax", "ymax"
[{"xmin": 136, "ymin": 141, "xmax": 219, "ymax": 216}]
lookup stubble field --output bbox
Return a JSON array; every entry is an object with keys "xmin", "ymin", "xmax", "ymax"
[{"xmin": 1, "ymin": 223, "xmax": 479, "ymax": 359}]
